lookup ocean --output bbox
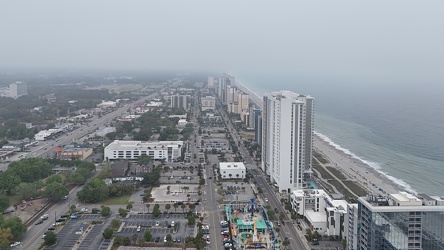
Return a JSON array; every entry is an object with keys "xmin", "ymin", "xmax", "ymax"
[{"xmin": 236, "ymin": 73, "xmax": 444, "ymax": 196}]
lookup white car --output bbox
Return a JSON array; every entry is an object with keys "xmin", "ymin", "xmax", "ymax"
[
  {"xmin": 137, "ymin": 226, "xmax": 141, "ymax": 232},
  {"xmin": 264, "ymin": 198, "xmax": 268, "ymax": 202},
  {"xmin": 155, "ymin": 221, "xmax": 160, "ymax": 226},
  {"xmin": 10, "ymin": 242, "xmax": 20, "ymax": 247}
]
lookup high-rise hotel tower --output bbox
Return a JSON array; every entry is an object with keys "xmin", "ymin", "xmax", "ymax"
[{"xmin": 261, "ymin": 91, "xmax": 314, "ymax": 193}]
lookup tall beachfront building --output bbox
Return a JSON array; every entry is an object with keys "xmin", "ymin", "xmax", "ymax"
[
  {"xmin": 354, "ymin": 192, "xmax": 444, "ymax": 250},
  {"xmin": 261, "ymin": 91, "xmax": 314, "ymax": 193}
]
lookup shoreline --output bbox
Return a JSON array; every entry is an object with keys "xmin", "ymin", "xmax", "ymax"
[
  {"xmin": 235, "ymin": 79, "xmax": 409, "ymax": 196},
  {"xmin": 313, "ymin": 134, "xmax": 404, "ymax": 196}
]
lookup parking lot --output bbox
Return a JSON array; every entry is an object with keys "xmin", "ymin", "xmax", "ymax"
[
  {"xmin": 43, "ymin": 214, "xmax": 112, "ymax": 250},
  {"xmin": 220, "ymin": 181, "xmax": 256, "ymax": 202},
  {"xmin": 117, "ymin": 214, "xmax": 194, "ymax": 243}
]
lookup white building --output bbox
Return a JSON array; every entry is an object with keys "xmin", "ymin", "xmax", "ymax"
[
  {"xmin": 219, "ymin": 162, "xmax": 246, "ymax": 179},
  {"xmin": 201, "ymin": 96, "xmax": 216, "ymax": 111},
  {"xmin": 97, "ymin": 100, "xmax": 117, "ymax": 109},
  {"xmin": 262, "ymin": 91, "xmax": 314, "ymax": 193},
  {"xmin": 290, "ymin": 189, "xmax": 348, "ymax": 239},
  {"xmin": 104, "ymin": 140, "xmax": 183, "ymax": 162},
  {"xmin": 177, "ymin": 119, "xmax": 188, "ymax": 128},
  {"xmin": 9, "ymin": 81, "xmax": 28, "ymax": 99}
]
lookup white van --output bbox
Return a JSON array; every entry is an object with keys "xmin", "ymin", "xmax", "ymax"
[{"xmin": 164, "ymin": 236, "xmax": 167, "ymax": 243}]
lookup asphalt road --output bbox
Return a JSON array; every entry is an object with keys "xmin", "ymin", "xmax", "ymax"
[{"xmin": 216, "ymin": 99, "xmax": 308, "ymax": 250}]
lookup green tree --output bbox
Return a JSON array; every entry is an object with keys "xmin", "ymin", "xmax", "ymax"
[
  {"xmin": 166, "ymin": 233, "xmax": 173, "ymax": 245},
  {"xmin": 2, "ymin": 217, "xmax": 26, "ymax": 239},
  {"xmin": 165, "ymin": 204, "xmax": 171, "ymax": 213},
  {"xmin": 144, "ymin": 230, "xmax": 152, "ymax": 242},
  {"xmin": 46, "ymin": 174, "xmax": 62, "ymax": 184},
  {"xmin": 111, "ymin": 219, "xmax": 121, "ymax": 230},
  {"xmin": 126, "ymin": 204, "xmax": 133, "ymax": 210},
  {"xmin": 279, "ymin": 212, "xmax": 285, "ymax": 221},
  {"xmin": 8, "ymin": 158, "xmax": 52, "ymax": 183},
  {"xmin": 103, "ymin": 228, "xmax": 113, "ymax": 239},
  {"xmin": 76, "ymin": 168, "xmax": 92, "ymax": 179},
  {"xmin": 67, "ymin": 172, "xmax": 86, "ymax": 185},
  {"xmin": 122, "ymin": 236, "xmax": 131, "ymax": 246},
  {"xmin": 181, "ymin": 204, "xmax": 186, "ymax": 213},
  {"xmin": 43, "ymin": 231, "xmax": 57, "ymax": 246},
  {"xmin": 132, "ymin": 233, "xmax": 138, "ymax": 244},
  {"xmin": 43, "ymin": 182, "xmax": 68, "ymax": 201},
  {"xmin": 0, "ymin": 195, "xmax": 10, "ymax": 212},
  {"xmin": 152, "ymin": 204, "xmax": 161, "ymax": 218},
  {"xmin": 101, "ymin": 206, "xmax": 111, "ymax": 217},
  {"xmin": 187, "ymin": 215, "xmax": 195, "ymax": 225},
  {"xmin": 14, "ymin": 182, "xmax": 42, "ymax": 200},
  {"xmin": 145, "ymin": 204, "xmax": 150, "ymax": 213},
  {"xmin": 118, "ymin": 208, "xmax": 128, "ymax": 217},
  {"xmin": 0, "ymin": 171, "xmax": 21, "ymax": 194},
  {"xmin": 77, "ymin": 177, "xmax": 109, "ymax": 203},
  {"xmin": 173, "ymin": 203, "xmax": 179, "ymax": 213},
  {"xmin": 267, "ymin": 209, "xmax": 276, "ymax": 220},
  {"xmin": 0, "ymin": 228, "xmax": 13, "ymax": 249},
  {"xmin": 138, "ymin": 155, "xmax": 152, "ymax": 165}
]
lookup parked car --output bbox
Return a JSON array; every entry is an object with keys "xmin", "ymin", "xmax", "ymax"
[
  {"xmin": 10, "ymin": 241, "xmax": 20, "ymax": 247},
  {"xmin": 155, "ymin": 236, "xmax": 160, "ymax": 242},
  {"xmin": 137, "ymin": 226, "xmax": 141, "ymax": 232},
  {"xmin": 35, "ymin": 220, "xmax": 43, "ymax": 225},
  {"xmin": 60, "ymin": 214, "xmax": 69, "ymax": 218}
]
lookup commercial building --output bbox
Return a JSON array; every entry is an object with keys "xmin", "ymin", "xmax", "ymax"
[
  {"xmin": 9, "ymin": 81, "xmax": 28, "ymax": 99},
  {"xmin": 219, "ymin": 162, "xmax": 246, "ymax": 179},
  {"xmin": 104, "ymin": 140, "xmax": 183, "ymax": 162},
  {"xmin": 170, "ymin": 94, "xmax": 189, "ymax": 109},
  {"xmin": 355, "ymin": 192, "xmax": 444, "ymax": 250},
  {"xmin": 97, "ymin": 100, "xmax": 117, "ymax": 109},
  {"xmin": 261, "ymin": 90, "xmax": 314, "ymax": 193},
  {"xmin": 56, "ymin": 145, "xmax": 93, "ymax": 160},
  {"xmin": 201, "ymin": 96, "xmax": 216, "ymax": 111}
]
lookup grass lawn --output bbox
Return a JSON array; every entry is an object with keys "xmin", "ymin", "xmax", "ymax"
[
  {"xmin": 100, "ymin": 194, "xmax": 133, "ymax": 205},
  {"xmin": 326, "ymin": 166, "xmax": 347, "ymax": 180}
]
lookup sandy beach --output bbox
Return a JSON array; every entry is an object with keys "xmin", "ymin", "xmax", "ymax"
[
  {"xmin": 235, "ymin": 80, "xmax": 406, "ymax": 197},
  {"xmin": 313, "ymin": 134, "xmax": 405, "ymax": 196}
]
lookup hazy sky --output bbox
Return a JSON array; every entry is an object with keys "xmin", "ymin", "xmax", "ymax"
[{"xmin": 1, "ymin": 1, "xmax": 443, "ymax": 83}]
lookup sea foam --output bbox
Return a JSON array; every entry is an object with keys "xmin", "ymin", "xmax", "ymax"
[{"xmin": 315, "ymin": 131, "xmax": 417, "ymax": 195}]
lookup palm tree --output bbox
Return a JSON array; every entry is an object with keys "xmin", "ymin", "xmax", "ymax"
[
  {"xmin": 165, "ymin": 204, "xmax": 171, "ymax": 214},
  {"xmin": 189, "ymin": 204, "xmax": 195, "ymax": 212},
  {"xmin": 229, "ymin": 173, "xmax": 232, "ymax": 179},
  {"xmin": 173, "ymin": 203, "xmax": 179, "ymax": 213},
  {"xmin": 236, "ymin": 174, "xmax": 239, "ymax": 178},
  {"xmin": 181, "ymin": 204, "xmax": 186, "ymax": 213},
  {"xmin": 146, "ymin": 204, "xmax": 151, "ymax": 213}
]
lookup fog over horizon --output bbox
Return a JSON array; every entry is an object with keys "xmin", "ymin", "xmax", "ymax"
[{"xmin": 1, "ymin": 0, "xmax": 444, "ymax": 86}]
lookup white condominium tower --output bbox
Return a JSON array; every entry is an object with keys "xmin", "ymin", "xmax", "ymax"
[{"xmin": 261, "ymin": 91, "xmax": 314, "ymax": 193}]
